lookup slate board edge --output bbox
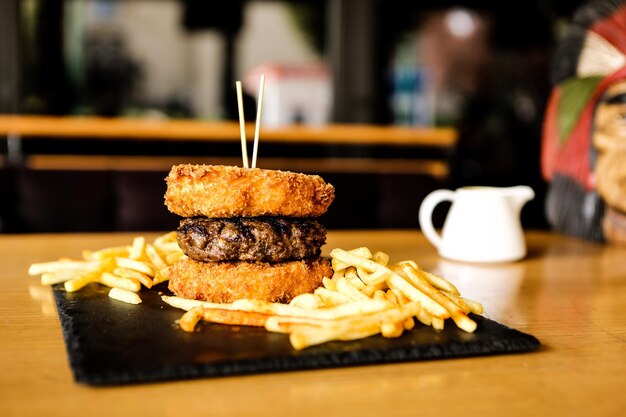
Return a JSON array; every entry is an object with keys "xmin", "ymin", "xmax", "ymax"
[
  {"xmin": 52, "ymin": 290, "xmax": 540, "ymax": 387},
  {"xmin": 78, "ymin": 333, "xmax": 540, "ymax": 386}
]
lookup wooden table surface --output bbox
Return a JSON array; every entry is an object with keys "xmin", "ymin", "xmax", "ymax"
[{"xmin": 1, "ymin": 230, "xmax": 624, "ymax": 416}]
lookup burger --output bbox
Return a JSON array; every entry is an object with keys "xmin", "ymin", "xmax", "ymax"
[{"xmin": 164, "ymin": 164, "xmax": 335, "ymax": 303}]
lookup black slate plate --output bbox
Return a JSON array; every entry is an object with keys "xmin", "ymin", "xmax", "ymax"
[{"xmin": 52, "ymin": 283, "xmax": 540, "ymax": 386}]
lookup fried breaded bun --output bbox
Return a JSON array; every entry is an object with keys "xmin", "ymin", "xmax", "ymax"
[
  {"xmin": 165, "ymin": 164, "xmax": 335, "ymax": 218},
  {"xmin": 168, "ymin": 257, "xmax": 332, "ymax": 303}
]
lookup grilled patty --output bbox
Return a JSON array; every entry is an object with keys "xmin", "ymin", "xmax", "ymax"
[{"xmin": 177, "ymin": 217, "xmax": 327, "ymax": 263}]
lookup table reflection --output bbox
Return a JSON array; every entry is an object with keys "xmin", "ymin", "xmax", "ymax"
[{"xmin": 434, "ymin": 260, "xmax": 526, "ymax": 322}]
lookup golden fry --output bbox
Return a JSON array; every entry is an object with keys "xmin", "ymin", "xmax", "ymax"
[
  {"xmin": 314, "ymin": 287, "xmax": 351, "ymax": 306},
  {"xmin": 115, "ymin": 257, "xmax": 155, "ymax": 276},
  {"xmin": 179, "ymin": 308, "xmax": 202, "ymax": 332},
  {"xmin": 28, "ymin": 260, "xmax": 101, "ymax": 276},
  {"xmin": 145, "ymin": 244, "xmax": 168, "ymax": 270},
  {"xmin": 114, "ymin": 267, "xmax": 153, "ymax": 289},
  {"xmin": 335, "ymin": 277, "xmax": 370, "ymax": 301},
  {"xmin": 129, "ymin": 236, "xmax": 146, "ymax": 260},
  {"xmin": 401, "ymin": 265, "xmax": 476, "ymax": 333},
  {"xmin": 153, "ymin": 266, "xmax": 171, "ymax": 285},
  {"xmin": 289, "ymin": 293, "xmax": 325, "ymax": 309},
  {"xmin": 99, "ymin": 272, "xmax": 141, "ymax": 292},
  {"xmin": 372, "ymin": 251, "xmax": 390, "ymax": 266},
  {"xmin": 419, "ymin": 269, "xmax": 460, "ymax": 296},
  {"xmin": 41, "ymin": 270, "xmax": 82, "ymax": 285},
  {"xmin": 108, "ymin": 287, "xmax": 142, "ymax": 305},
  {"xmin": 64, "ymin": 273, "xmax": 98, "ymax": 292}
]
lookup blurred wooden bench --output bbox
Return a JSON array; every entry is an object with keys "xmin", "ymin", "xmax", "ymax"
[{"xmin": 0, "ymin": 115, "xmax": 456, "ymax": 178}]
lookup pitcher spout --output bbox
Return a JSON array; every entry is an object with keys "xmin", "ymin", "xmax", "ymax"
[{"xmin": 505, "ymin": 186, "xmax": 535, "ymax": 209}]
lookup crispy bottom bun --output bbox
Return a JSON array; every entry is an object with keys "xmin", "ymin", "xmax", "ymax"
[
  {"xmin": 165, "ymin": 164, "xmax": 335, "ymax": 218},
  {"xmin": 168, "ymin": 257, "xmax": 332, "ymax": 303}
]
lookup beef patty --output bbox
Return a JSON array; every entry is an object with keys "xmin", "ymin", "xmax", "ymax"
[{"xmin": 177, "ymin": 217, "xmax": 327, "ymax": 263}]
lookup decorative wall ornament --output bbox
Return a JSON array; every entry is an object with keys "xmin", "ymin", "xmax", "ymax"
[{"xmin": 542, "ymin": 0, "xmax": 626, "ymax": 244}]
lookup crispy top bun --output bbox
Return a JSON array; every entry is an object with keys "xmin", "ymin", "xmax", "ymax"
[{"xmin": 165, "ymin": 164, "xmax": 335, "ymax": 218}]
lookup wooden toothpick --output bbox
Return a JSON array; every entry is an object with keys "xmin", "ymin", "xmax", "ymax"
[
  {"xmin": 251, "ymin": 75, "xmax": 265, "ymax": 169},
  {"xmin": 235, "ymin": 81, "xmax": 249, "ymax": 168}
]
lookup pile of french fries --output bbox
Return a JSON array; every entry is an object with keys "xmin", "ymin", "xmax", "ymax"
[
  {"xmin": 28, "ymin": 232, "xmax": 184, "ymax": 304},
  {"xmin": 29, "ymin": 235, "xmax": 484, "ymax": 350},
  {"xmin": 163, "ymin": 247, "xmax": 483, "ymax": 350}
]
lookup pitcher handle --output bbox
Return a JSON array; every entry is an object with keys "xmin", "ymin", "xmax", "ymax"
[{"xmin": 418, "ymin": 189, "xmax": 455, "ymax": 249}]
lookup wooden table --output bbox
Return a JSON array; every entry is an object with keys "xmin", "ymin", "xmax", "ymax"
[{"xmin": 1, "ymin": 230, "xmax": 624, "ymax": 416}]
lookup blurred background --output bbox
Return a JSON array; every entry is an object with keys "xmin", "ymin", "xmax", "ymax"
[{"xmin": 0, "ymin": 0, "xmax": 585, "ymax": 233}]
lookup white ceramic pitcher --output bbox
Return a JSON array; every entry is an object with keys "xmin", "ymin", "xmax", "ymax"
[{"xmin": 418, "ymin": 186, "xmax": 535, "ymax": 263}]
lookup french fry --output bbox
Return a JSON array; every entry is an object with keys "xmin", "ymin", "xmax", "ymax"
[
  {"xmin": 287, "ymin": 302, "xmax": 420, "ymax": 350},
  {"xmin": 432, "ymin": 317, "xmax": 445, "ymax": 331},
  {"xmin": 230, "ymin": 298, "xmax": 393, "ymax": 321},
  {"xmin": 361, "ymin": 281, "xmax": 388, "ymax": 297},
  {"xmin": 349, "ymin": 247, "xmax": 373, "ymax": 258},
  {"xmin": 64, "ymin": 273, "xmax": 99, "ymax": 292},
  {"xmin": 87, "ymin": 246, "xmax": 129, "ymax": 261},
  {"xmin": 330, "ymin": 247, "xmax": 374, "ymax": 272},
  {"xmin": 402, "ymin": 317, "xmax": 415, "ymax": 331},
  {"xmin": 129, "ymin": 237, "xmax": 146, "ymax": 260},
  {"xmin": 416, "ymin": 309, "xmax": 432, "ymax": 326},
  {"xmin": 289, "ymin": 293, "xmax": 325, "ymax": 309},
  {"xmin": 99, "ymin": 272, "xmax": 141, "ymax": 292},
  {"xmin": 419, "ymin": 269, "xmax": 460, "ymax": 296},
  {"xmin": 108, "ymin": 287, "xmax": 142, "ymax": 305},
  {"xmin": 264, "ymin": 318, "xmax": 322, "ymax": 334},
  {"xmin": 356, "ymin": 266, "xmax": 390, "ymax": 285},
  {"xmin": 179, "ymin": 308, "xmax": 202, "ymax": 332},
  {"xmin": 114, "ymin": 267, "xmax": 153, "ymax": 289},
  {"xmin": 153, "ymin": 266, "xmax": 171, "ymax": 285},
  {"xmin": 387, "ymin": 273, "xmax": 449, "ymax": 318},
  {"xmin": 41, "ymin": 270, "xmax": 82, "ymax": 285},
  {"xmin": 344, "ymin": 266, "xmax": 358, "ymax": 278},
  {"xmin": 397, "ymin": 260, "xmax": 420, "ymax": 270},
  {"xmin": 115, "ymin": 257, "xmax": 155, "ymax": 276},
  {"xmin": 331, "ymin": 259, "xmax": 348, "ymax": 273},
  {"xmin": 162, "ymin": 295, "xmax": 216, "ymax": 311},
  {"xmin": 64, "ymin": 258, "xmax": 115, "ymax": 292},
  {"xmin": 157, "ymin": 240, "xmax": 182, "ymax": 253},
  {"xmin": 330, "ymin": 248, "xmax": 385, "ymax": 277},
  {"xmin": 322, "ymin": 276, "xmax": 337, "ymax": 291},
  {"xmin": 346, "ymin": 275, "xmax": 366, "ymax": 290},
  {"xmin": 385, "ymin": 289, "xmax": 398, "ymax": 305},
  {"xmin": 165, "ymin": 251, "xmax": 185, "ymax": 265},
  {"xmin": 331, "ymin": 270, "xmax": 345, "ymax": 280},
  {"xmin": 145, "ymin": 244, "xmax": 168, "ymax": 270},
  {"xmin": 289, "ymin": 322, "xmax": 381, "ymax": 350},
  {"xmin": 372, "ymin": 251, "xmax": 390, "ymax": 266},
  {"xmin": 381, "ymin": 321, "xmax": 404, "ymax": 338},
  {"xmin": 153, "ymin": 231, "xmax": 177, "ymax": 246},
  {"xmin": 28, "ymin": 260, "xmax": 101, "ymax": 276},
  {"xmin": 335, "ymin": 277, "xmax": 370, "ymax": 301},
  {"xmin": 373, "ymin": 289, "xmax": 387, "ymax": 301},
  {"xmin": 441, "ymin": 290, "xmax": 471, "ymax": 314},
  {"xmin": 461, "ymin": 297, "xmax": 484, "ymax": 315},
  {"xmin": 198, "ymin": 308, "xmax": 270, "ymax": 327},
  {"xmin": 314, "ymin": 287, "xmax": 351, "ymax": 306},
  {"xmin": 401, "ymin": 265, "xmax": 476, "ymax": 333}
]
